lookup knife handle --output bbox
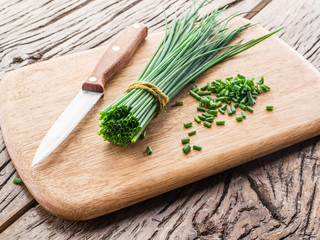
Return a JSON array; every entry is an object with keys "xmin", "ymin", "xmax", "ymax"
[{"xmin": 82, "ymin": 23, "xmax": 148, "ymax": 92}]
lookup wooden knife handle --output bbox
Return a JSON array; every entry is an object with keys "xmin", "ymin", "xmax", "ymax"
[{"xmin": 82, "ymin": 23, "xmax": 148, "ymax": 92}]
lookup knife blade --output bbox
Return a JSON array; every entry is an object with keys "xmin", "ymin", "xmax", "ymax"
[{"xmin": 32, "ymin": 23, "xmax": 148, "ymax": 167}]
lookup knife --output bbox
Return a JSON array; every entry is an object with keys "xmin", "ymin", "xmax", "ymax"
[{"xmin": 32, "ymin": 23, "xmax": 148, "ymax": 167}]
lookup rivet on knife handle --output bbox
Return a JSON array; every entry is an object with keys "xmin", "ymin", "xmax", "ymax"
[{"xmin": 82, "ymin": 23, "xmax": 148, "ymax": 92}]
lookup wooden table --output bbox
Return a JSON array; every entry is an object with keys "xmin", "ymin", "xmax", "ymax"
[{"xmin": 0, "ymin": 0, "xmax": 319, "ymax": 239}]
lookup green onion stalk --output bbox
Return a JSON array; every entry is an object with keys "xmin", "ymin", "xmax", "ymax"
[{"xmin": 98, "ymin": 1, "xmax": 281, "ymax": 147}]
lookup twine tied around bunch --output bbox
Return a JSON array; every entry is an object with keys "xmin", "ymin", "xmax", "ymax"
[{"xmin": 124, "ymin": 81, "xmax": 169, "ymax": 117}]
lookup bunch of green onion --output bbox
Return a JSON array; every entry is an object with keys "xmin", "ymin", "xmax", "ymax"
[{"xmin": 98, "ymin": 1, "xmax": 281, "ymax": 147}]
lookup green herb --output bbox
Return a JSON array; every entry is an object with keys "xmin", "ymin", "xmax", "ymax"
[
  {"xmin": 227, "ymin": 108, "xmax": 233, "ymax": 116},
  {"xmin": 175, "ymin": 101, "xmax": 183, "ymax": 106},
  {"xmin": 193, "ymin": 145, "xmax": 202, "ymax": 151},
  {"xmin": 241, "ymin": 111, "xmax": 246, "ymax": 118},
  {"xmin": 198, "ymin": 115, "xmax": 206, "ymax": 121},
  {"xmin": 203, "ymin": 121, "xmax": 212, "ymax": 128},
  {"xmin": 181, "ymin": 138, "xmax": 190, "ymax": 144},
  {"xmin": 236, "ymin": 116, "xmax": 243, "ymax": 122},
  {"xmin": 13, "ymin": 178, "xmax": 22, "ymax": 184},
  {"xmin": 221, "ymin": 104, "xmax": 228, "ymax": 110},
  {"xmin": 146, "ymin": 146, "xmax": 152, "ymax": 155},
  {"xmin": 197, "ymin": 106, "xmax": 206, "ymax": 112},
  {"xmin": 183, "ymin": 144, "xmax": 191, "ymax": 154},
  {"xmin": 206, "ymin": 116, "xmax": 214, "ymax": 122},
  {"xmin": 188, "ymin": 130, "xmax": 197, "ymax": 136},
  {"xmin": 197, "ymin": 91, "xmax": 211, "ymax": 96},
  {"xmin": 98, "ymin": 1, "xmax": 281, "ymax": 147},
  {"xmin": 266, "ymin": 105, "xmax": 274, "ymax": 111},
  {"xmin": 189, "ymin": 90, "xmax": 201, "ymax": 100},
  {"xmin": 194, "ymin": 116, "xmax": 201, "ymax": 123},
  {"xmin": 216, "ymin": 120, "xmax": 225, "ymax": 125},
  {"xmin": 247, "ymin": 106, "xmax": 254, "ymax": 113},
  {"xmin": 207, "ymin": 109, "xmax": 218, "ymax": 116},
  {"xmin": 218, "ymin": 108, "xmax": 225, "ymax": 114},
  {"xmin": 239, "ymin": 103, "xmax": 247, "ymax": 110},
  {"xmin": 184, "ymin": 121, "xmax": 193, "ymax": 128}
]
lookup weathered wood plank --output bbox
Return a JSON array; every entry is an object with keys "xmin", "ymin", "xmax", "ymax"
[
  {"xmin": 1, "ymin": 0, "xmax": 320, "ymax": 238},
  {"xmin": 0, "ymin": 0, "xmax": 259, "ymax": 232}
]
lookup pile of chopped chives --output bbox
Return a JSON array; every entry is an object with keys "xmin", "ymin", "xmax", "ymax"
[
  {"xmin": 98, "ymin": 0, "xmax": 281, "ymax": 147},
  {"xmin": 190, "ymin": 74, "xmax": 271, "ymax": 125}
]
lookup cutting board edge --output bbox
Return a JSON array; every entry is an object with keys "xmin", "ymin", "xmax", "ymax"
[{"xmin": 20, "ymin": 118, "xmax": 320, "ymax": 220}]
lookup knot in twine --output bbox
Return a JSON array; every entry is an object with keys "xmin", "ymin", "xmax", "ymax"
[{"xmin": 124, "ymin": 81, "xmax": 169, "ymax": 117}]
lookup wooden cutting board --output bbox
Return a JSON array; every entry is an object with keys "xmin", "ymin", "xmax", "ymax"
[{"xmin": 1, "ymin": 18, "xmax": 320, "ymax": 220}]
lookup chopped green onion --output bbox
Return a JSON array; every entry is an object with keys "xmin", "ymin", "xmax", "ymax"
[
  {"xmin": 241, "ymin": 111, "xmax": 246, "ymax": 118},
  {"xmin": 146, "ymin": 146, "xmax": 152, "ymax": 155},
  {"xmin": 207, "ymin": 96, "xmax": 214, "ymax": 101},
  {"xmin": 247, "ymin": 106, "xmax": 254, "ymax": 113},
  {"xmin": 184, "ymin": 121, "xmax": 193, "ymax": 128},
  {"xmin": 215, "ymin": 101, "xmax": 222, "ymax": 108},
  {"xmin": 197, "ymin": 91, "xmax": 211, "ymax": 96},
  {"xmin": 198, "ymin": 115, "xmax": 206, "ymax": 121},
  {"xmin": 218, "ymin": 108, "xmax": 225, "ymax": 114},
  {"xmin": 266, "ymin": 105, "xmax": 274, "ymax": 111},
  {"xmin": 191, "ymin": 84, "xmax": 197, "ymax": 89},
  {"xmin": 188, "ymin": 130, "xmax": 197, "ymax": 136},
  {"xmin": 193, "ymin": 145, "xmax": 202, "ymax": 151},
  {"xmin": 200, "ymin": 85, "xmax": 208, "ymax": 91},
  {"xmin": 207, "ymin": 109, "xmax": 218, "ymax": 116},
  {"xmin": 202, "ymin": 112, "xmax": 211, "ymax": 118},
  {"xmin": 239, "ymin": 103, "xmax": 247, "ymax": 110},
  {"xmin": 13, "ymin": 178, "xmax": 22, "ymax": 184},
  {"xmin": 193, "ymin": 88, "xmax": 199, "ymax": 92},
  {"xmin": 183, "ymin": 144, "xmax": 191, "ymax": 154},
  {"xmin": 189, "ymin": 90, "xmax": 201, "ymax": 100},
  {"xmin": 216, "ymin": 120, "xmax": 225, "ymax": 125},
  {"xmin": 175, "ymin": 101, "xmax": 184, "ymax": 106},
  {"xmin": 200, "ymin": 97, "xmax": 210, "ymax": 105},
  {"xmin": 221, "ymin": 104, "xmax": 228, "ymax": 110},
  {"xmin": 181, "ymin": 138, "xmax": 190, "ymax": 144},
  {"xmin": 227, "ymin": 108, "xmax": 233, "ymax": 116},
  {"xmin": 206, "ymin": 117, "xmax": 214, "ymax": 122},
  {"xmin": 194, "ymin": 116, "xmax": 201, "ymax": 123},
  {"xmin": 231, "ymin": 105, "xmax": 236, "ymax": 114},
  {"xmin": 203, "ymin": 121, "xmax": 212, "ymax": 128},
  {"xmin": 236, "ymin": 116, "xmax": 243, "ymax": 122},
  {"xmin": 197, "ymin": 106, "xmax": 206, "ymax": 112}
]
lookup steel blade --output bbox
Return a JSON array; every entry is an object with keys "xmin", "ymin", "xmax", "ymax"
[{"xmin": 32, "ymin": 90, "xmax": 103, "ymax": 167}]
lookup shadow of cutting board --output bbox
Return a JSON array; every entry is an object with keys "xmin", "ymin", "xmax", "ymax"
[{"xmin": 1, "ymin": 18, "xmax": 320, "ymax": 220}]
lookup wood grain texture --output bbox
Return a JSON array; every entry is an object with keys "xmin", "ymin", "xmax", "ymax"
[
  {"xmin": 1, "ymin": 15, "xmax": 320, "ymax": 221},
  {"xmin": 1, "ymin": 0, "xmax": 320, "ymax": 238}
]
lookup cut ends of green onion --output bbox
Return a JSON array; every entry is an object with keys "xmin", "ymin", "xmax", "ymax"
[
  {"xmin": 13, "ymin": 177, "xmax": 22, "ymax": 184},
  {"xmin": 146, "ymin": 146, "xmax": 152, "ymax": 155},
  {"xmin": 216, "ymin": 120, "xmax": 225, "ymax": 125},
  {"xmin": 183, "ymin": 144, "xmax": 191, "ymax": 154},
  {"xmin": 193, "ymin": 145, "xmax": 202, "ymax": 151},
  {"xmin": 181, "ymin": 137, "xmax": 191, "ymax": 144},
  {"xmin": 188, "ymin": 130, "xmax": 197, "ymax": 136},
  {"xmin": 184, "ymin": 121, "xmax": 193, "ymax": 128},
  {"xmin": 194, "ymin": 116, "xmax": 201, "ymax": 123},
  {"xmin": 203, "ymin": 121, "xmax": 212, "ymax": 128},
  {"xmin": 241, "ymin": 111, "xmax": 246, "ymax": 118},
  {"xmin": 266, "ymin": 105, "xmax": 274, "ymax": 111},
  {"xmin": 175, "ymin": 101, "xmax": 184, "ymax": 106},
  {"xmin": 236, "ymin": 116, "xmax": 243, "ymax": 122}
]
